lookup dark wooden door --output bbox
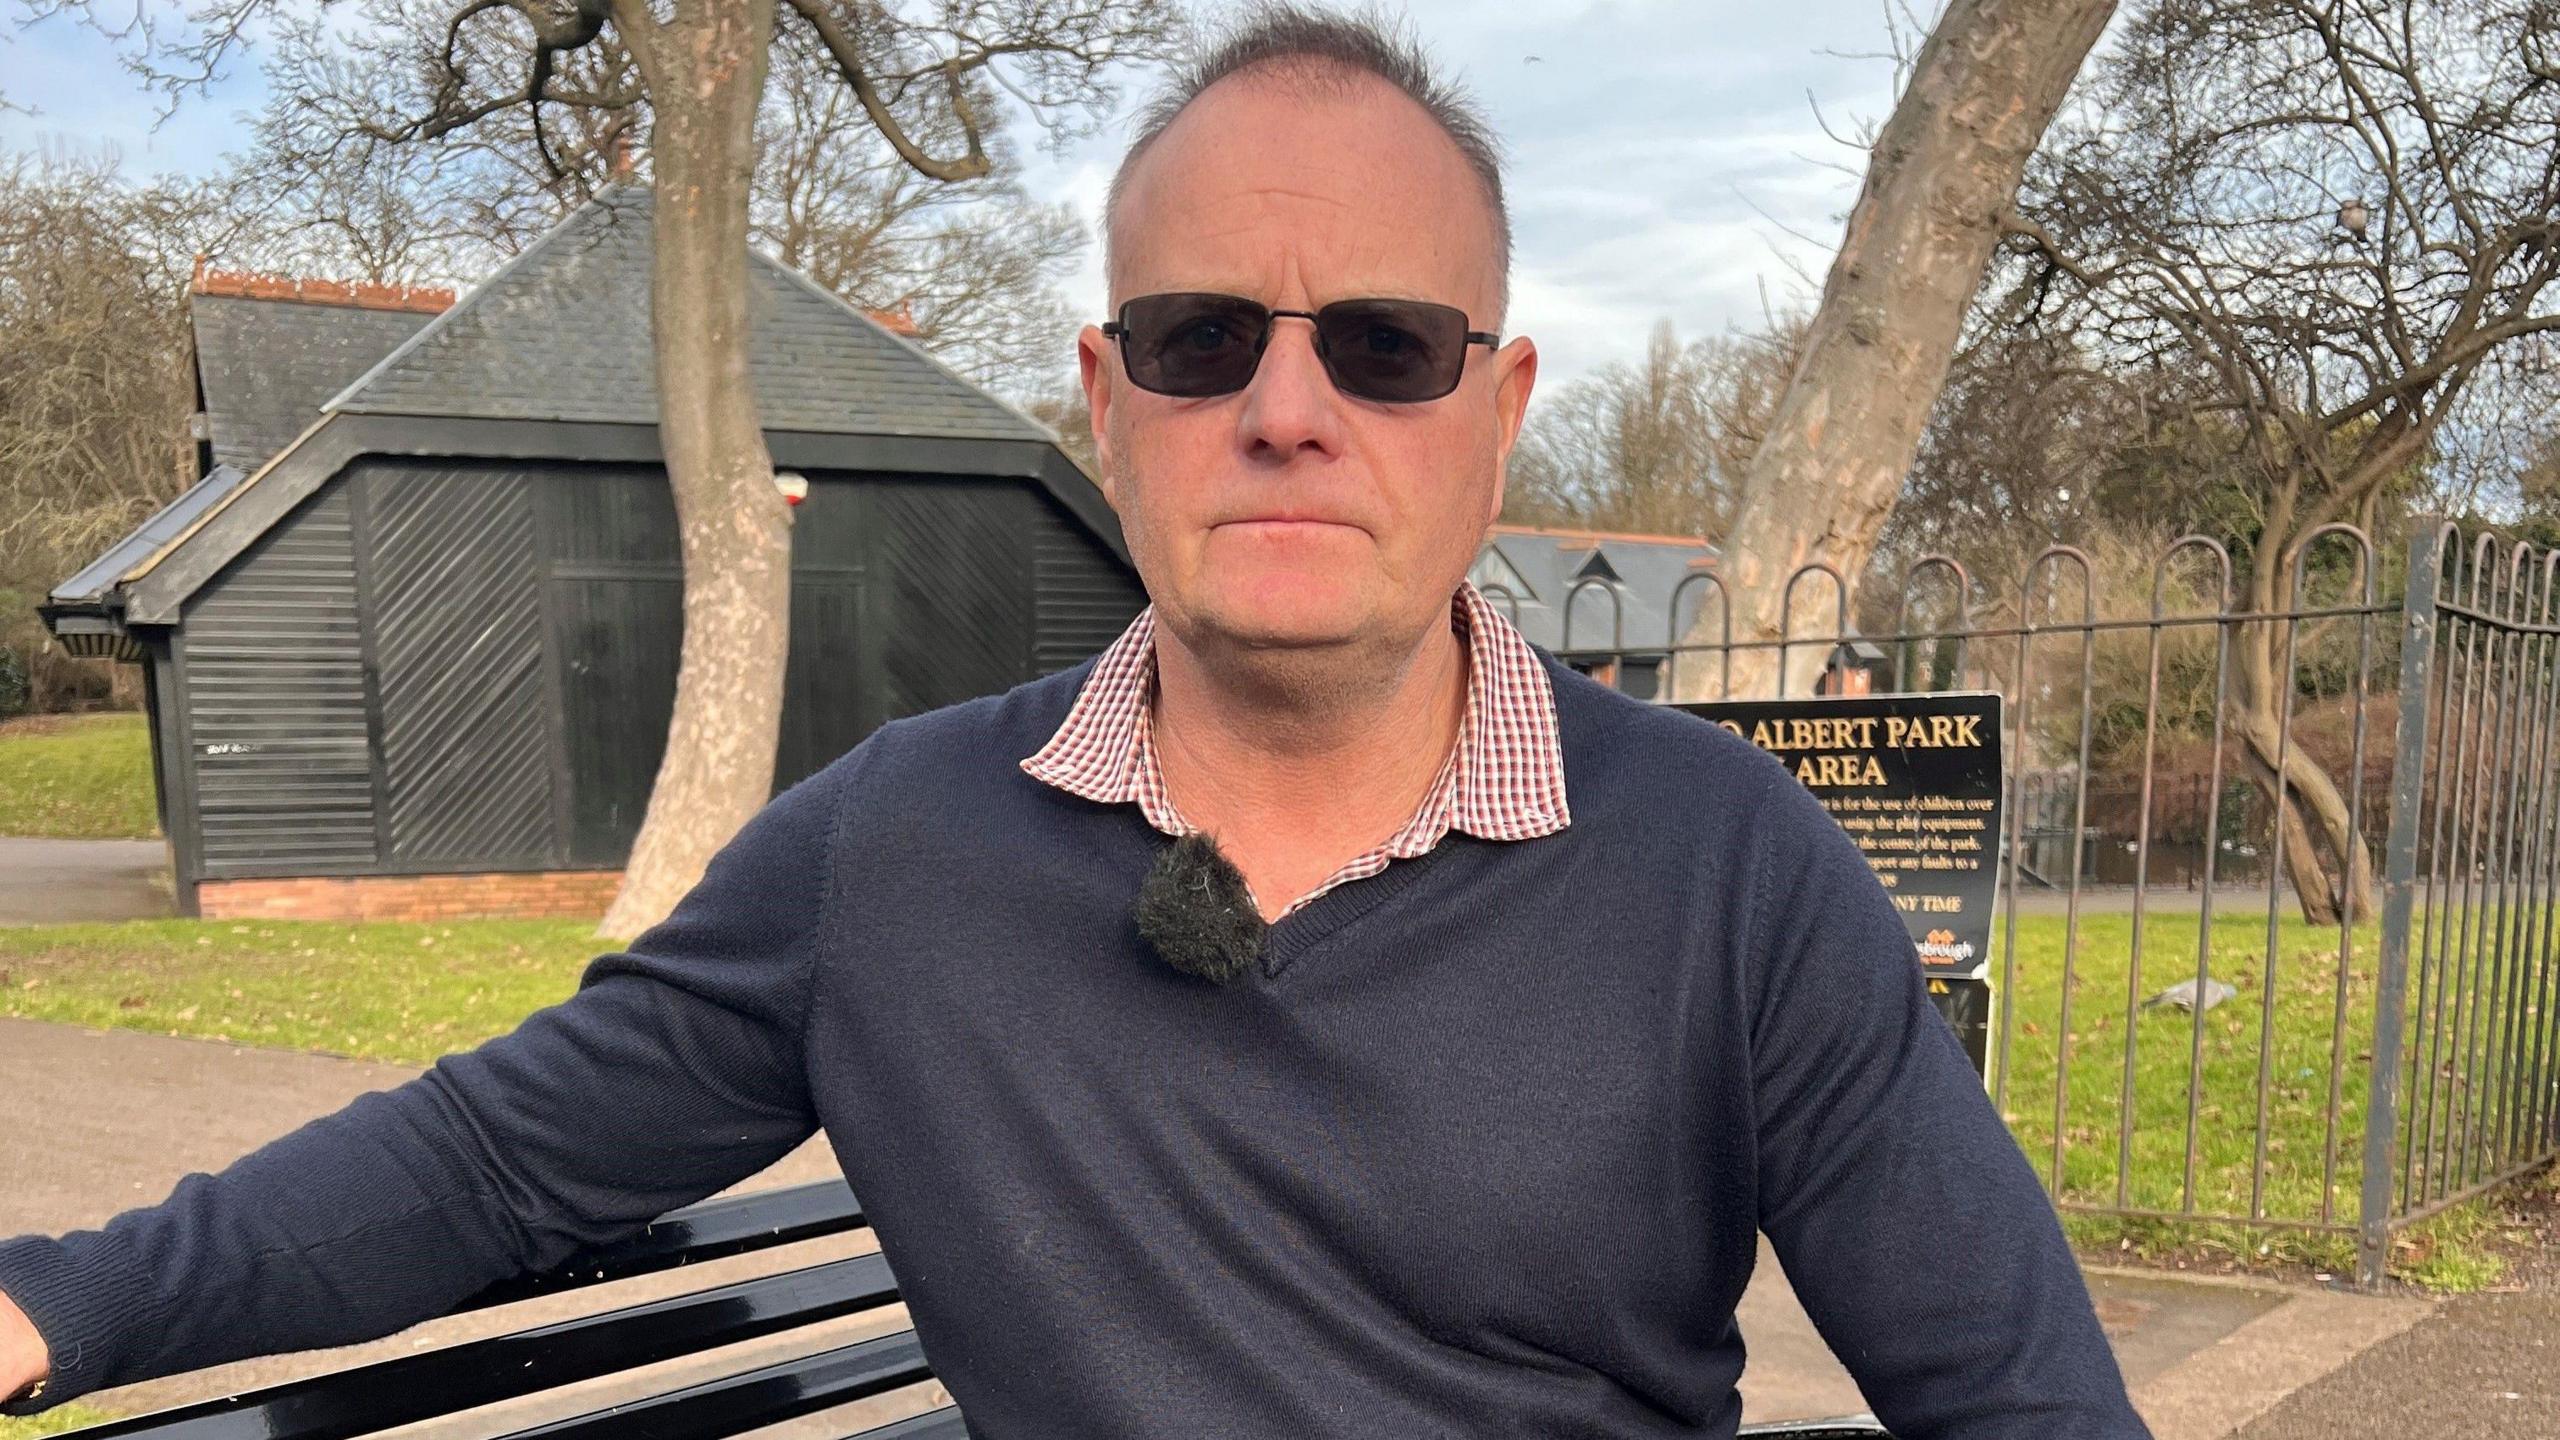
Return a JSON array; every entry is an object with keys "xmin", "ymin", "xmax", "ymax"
[
  {"xmin": 552, "ymin": 573, "xmax": 681, "ymax": 866},
  {"xmin": 537, "ymin": 467, "xmax": 682, "ymax": 867},
  {"xmin": 360, "ymin": 461, "xmax": 560, "ymax": 870}
]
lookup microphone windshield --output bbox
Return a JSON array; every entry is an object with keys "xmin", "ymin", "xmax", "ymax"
[{"xmin": 1135, "ymin": 833, "xmax": 1267, "ymax": 985}]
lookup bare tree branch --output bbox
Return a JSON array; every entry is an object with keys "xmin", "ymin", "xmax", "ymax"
[{"xmin": 778, "ymin": 0, "xmax": 991, "ymax": 181}]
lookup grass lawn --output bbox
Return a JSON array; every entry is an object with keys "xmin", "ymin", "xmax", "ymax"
[
  {"xmin": 0, "ymin": 714, "xmax": 158, "ymax": 840},
  {"xmin": 0, "ymin": 918, "xmax": 599, "ymax": 1064},
  {"xmin": 1997, "ymin": 906, "xmax": 2521, "ymax": 1288}
]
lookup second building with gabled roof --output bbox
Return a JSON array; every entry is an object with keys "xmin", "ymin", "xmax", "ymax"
[{"xmin": 44, "ymin": 187, "xmax": 1144, "ymax": 920}]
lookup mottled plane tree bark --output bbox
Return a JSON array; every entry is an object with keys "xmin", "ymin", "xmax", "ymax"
[{"xmin": 1674, "ymin": 0, "xmax": 2117, "ymax": 700}]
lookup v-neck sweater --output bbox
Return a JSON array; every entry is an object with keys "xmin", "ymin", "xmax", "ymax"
[{"xmin": 0, "ymin": 657, "xmax": 2144, "ymax": 1438}]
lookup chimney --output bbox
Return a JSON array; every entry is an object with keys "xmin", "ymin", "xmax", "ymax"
[{"xmin": 867, "ymin": 299, "xmax": 921, "ymax": 338}]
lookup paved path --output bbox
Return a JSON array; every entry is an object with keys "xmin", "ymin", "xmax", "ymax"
[
  {"xmin": 0, "ymin": 838, "xmax": 174, "ymax": 925},
  {"xmin": 2229, "ymin": 1291, "xmax": 2560, "ymax": 1439},
  {"xmin": 2231, "ymin": 1187, "xmax": 2560, "ymax": 1440},
  {"xmin": 0, "ymin": 1017, "xmax": 2442, "ymax": 1435}
]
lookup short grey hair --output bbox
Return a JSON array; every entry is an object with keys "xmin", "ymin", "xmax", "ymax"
[{"xmin": 1103, "ymin": 3, "xmax": 1512, "ymax": 323}]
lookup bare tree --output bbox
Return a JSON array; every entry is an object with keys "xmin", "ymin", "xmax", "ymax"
[
  {"xmin": 2519, "ymin": 424, "xmax": 2560, "ymax": 546},
  {"xmin": 0, "ymin": 153, "xmax": 212, "ymax": 711},
  {"xmin": 1673, "ymin": 0, "xmax": 2119, "ymax": 700},
  {"xmin": 747, "ymin": 21, "xmax": 1086, "ymax": 389},
  {"xmin": 1999, "ymin": 0, "xmax": 2560, "ymax": 923},
  {"xmin": 1502, "ymin": 319, "xmax": 1795, "ymax": 544},
  {"xmin": 0, "ymin": 155, "xmax": 201, "ymax": 559},
  {"xmin": 2415, "ymin": 348, "xmax": 2560, "ymax": 525},
  {"xmin": 25, "ymin": 0, "xmax": 1174, "ymax": 935},
  {"xmin": 1864, "ymin": 322, "xmax": 2261, "ymax": 589}
]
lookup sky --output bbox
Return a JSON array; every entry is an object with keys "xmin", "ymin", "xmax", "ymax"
[{"xmin": 0, "ymin": 0, "xmax": 1912, "ymax": 392}]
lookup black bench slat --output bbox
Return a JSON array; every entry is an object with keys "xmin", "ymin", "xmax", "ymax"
[
  {"xmin": 847, "ymin": 1406, "xmax": 968, "ymax": 1439},
  {"xmin": 456, "ymin": 1180, "xmax": 868, "ymax": 1313},
  {"xmin": 73, "ymin": 1253, "xmax": 900, "ymax": 1440},
  {"xmin": 491, "ymin": 1330, "xmax": 930, "ymax": 1440}
]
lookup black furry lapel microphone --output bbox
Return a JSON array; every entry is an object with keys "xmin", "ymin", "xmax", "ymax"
[{"xmin": 1134, "ymin": 833, "xmax": 1268, "ymax": 984}]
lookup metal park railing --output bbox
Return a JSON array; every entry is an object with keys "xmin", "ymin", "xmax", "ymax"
[
  {"xmin": 1515, "ymin": 521, "xmax": 2560, "ymax": 1286},
  {"xmin": 2376, "ymin": 525, "xmax": 2560, "ymax": 1256}
]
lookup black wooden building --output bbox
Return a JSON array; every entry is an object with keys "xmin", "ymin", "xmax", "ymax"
[{"xmin": 42, "ymin": 188, "xmax": 1144, "ymax": 915}]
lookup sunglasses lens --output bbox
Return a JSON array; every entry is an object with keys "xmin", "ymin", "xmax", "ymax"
[
  {"xmin": 1117, "ymin": 293, "xmax": 1268, "ymax": 397},
  {"xmin": 1109, "ymin": 293, "xmax": 1479, "ymax": 402},
  {"xmin": 1317, "ymin": 300, "xmax": 1468, "ymax": 402}
]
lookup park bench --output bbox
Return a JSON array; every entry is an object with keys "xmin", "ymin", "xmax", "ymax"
[{"xmin": 62, "ymin": 1178, "xmax": 1891, "ymax": 1439}]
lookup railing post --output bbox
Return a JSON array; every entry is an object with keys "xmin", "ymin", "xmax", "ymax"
[{"xmin": 2361, "ymin": 523, "xmax": 2443, "ymax": 1288}]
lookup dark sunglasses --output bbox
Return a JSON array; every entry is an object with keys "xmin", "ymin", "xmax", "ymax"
[{"xmin": 1101, "ymin": 292, "xmax": 1499, "ymax": 403}]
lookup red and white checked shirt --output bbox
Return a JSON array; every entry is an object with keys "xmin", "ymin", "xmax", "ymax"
[{"xmin": 1020, "ymin": 582, "xmax": 1571, "ymax": 918}]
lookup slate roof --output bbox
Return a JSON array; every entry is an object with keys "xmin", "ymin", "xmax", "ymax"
[
  {"xmin": 192, "ymin": 296, "xmax": 441, "ymax": 472},
  {"xmin": 327, "ymin": 186, "xmax": 1050, "ymax": 443},
  {"xmin": 49, "ymin": 466, "xmax": 253, "ymax": 608},
  {"xmin": 1469, "ymin": 525, "xmax": 1722, "ymax": 654}
]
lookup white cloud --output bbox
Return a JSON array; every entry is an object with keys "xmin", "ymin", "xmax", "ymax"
[{"xmin": 1008, "ymin": 1, "xmax": 1905, "ymax": 390}]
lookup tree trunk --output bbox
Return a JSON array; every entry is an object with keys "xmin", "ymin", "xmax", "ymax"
[
  {"xmin": 2235, "ymin": 706, "xmax": 2379, "ymax": 927},
  {"xmin": 1673, "ymin": 0, "xmax": 2116, "ymax": 701},
  {"xmin": 599, "ymin": 0, "xmax": 786, "ymax": 939},
  {"xmin": 2230, "ymin": 568, "xmax": 2380, "ymax": 929}
]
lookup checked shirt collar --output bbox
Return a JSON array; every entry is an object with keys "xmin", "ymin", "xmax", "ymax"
[{"xmin": 1020, "ymin": 582, "xmax": 1572, "ymax": 919}]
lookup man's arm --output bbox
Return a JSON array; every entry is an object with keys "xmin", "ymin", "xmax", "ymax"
[
  {"xmin": 0, "ymin": 754, "xmax": 856, "ymax": 1414},
  {"xmin": 1739, "ymin": 769, "xmax": 2149, "ymax": 1439}
]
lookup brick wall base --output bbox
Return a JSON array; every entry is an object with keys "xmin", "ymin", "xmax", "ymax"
[{"xmin": 197, "ymin": 870, "xmax": 625, "ymax": 923}]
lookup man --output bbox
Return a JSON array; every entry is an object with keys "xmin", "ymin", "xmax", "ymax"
[{"xmin": 0, "ymin": 7, "xmax": 2147, "ymax": 1436}]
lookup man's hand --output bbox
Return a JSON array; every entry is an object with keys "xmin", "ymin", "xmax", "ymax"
[{"xmin": 0, "ymin": 1289, "xmax": 49, "ymax": 1403}]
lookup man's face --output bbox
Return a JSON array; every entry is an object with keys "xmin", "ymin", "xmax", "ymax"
[{"xmin": 1080, "ymin": 71, "xmax": 1537, "ymax": 666}]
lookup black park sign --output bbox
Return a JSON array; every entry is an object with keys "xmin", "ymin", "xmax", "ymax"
[{"xmin": 1676, "ymin": 692, "xmax": 2005, "ymax": 1079}]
